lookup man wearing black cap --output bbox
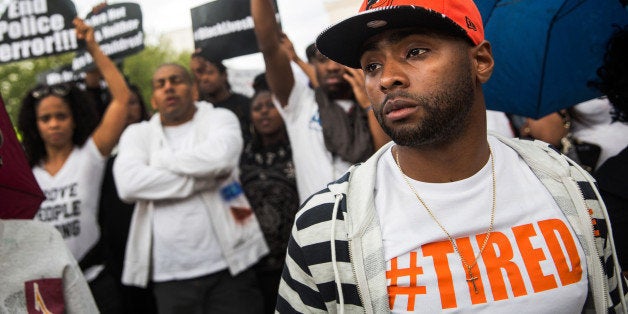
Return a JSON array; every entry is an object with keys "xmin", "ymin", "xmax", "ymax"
[{"xmin": 274, "ymin": 0, "xmax": 627, "ymax": 313}]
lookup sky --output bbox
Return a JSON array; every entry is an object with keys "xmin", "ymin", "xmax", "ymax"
[{"xmin": 75, "ymin": 0, "xmax": 349, "ymax": 70}]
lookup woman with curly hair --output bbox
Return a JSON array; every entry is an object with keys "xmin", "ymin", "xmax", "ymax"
[{"xmin": 17, "ymin": 18, "xmax": 130, "ymax": 312}]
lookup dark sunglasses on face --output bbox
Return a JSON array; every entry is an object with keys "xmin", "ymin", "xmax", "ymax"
[{"xmin": 31, "ymin": 84, "xmax": 72, "ymax": 100}]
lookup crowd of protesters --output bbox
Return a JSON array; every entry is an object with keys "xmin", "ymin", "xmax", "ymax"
[{"xmin": 1, "ymin": 0, "xmax": 627, "ymax": 313}]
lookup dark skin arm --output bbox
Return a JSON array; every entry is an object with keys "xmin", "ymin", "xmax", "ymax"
[
  {"xmin": 279, "ymin": 32, "xmax": 319, "ymax": 88},
  {"xmin": 251, "ymin": 0, "xmax": 294, "ymax": 107}
]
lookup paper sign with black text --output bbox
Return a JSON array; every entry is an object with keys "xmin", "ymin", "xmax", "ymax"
[
  {"xmin": 191, "ymin": 0, "xmax": 280, "ymax": 61},
  {"xmin": 72, "ymin": 2, "xmax": 143, "ymax": 72},
  {"xmin": 0, "ymin": 0, "xmax": 78, "ymax": 64}
]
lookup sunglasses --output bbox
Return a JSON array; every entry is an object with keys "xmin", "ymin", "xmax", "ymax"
[{"xmin": 31, "ymin": 84, "xmax": 72, "ymax": 100}]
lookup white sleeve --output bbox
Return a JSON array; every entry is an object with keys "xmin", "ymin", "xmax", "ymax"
[
  {"xmin": 112, "ymin": 124, "xmax": 199, "ymax": 202},
  {"xmin": 153, "ymin": 108, "xmax": 243, "ymax": 178},
  {"xmin": 274, "ymin": 80, "xmax": 316, "ymax": 125}
]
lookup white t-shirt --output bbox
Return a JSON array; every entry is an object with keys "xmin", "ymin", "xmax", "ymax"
[
  {"xmin": 32, "ymin": 138, "xmax": 106, "ymax": 280},
  {"xmin": 275, "ymin": 82, "xmax": 353, "ymax": 203},
  {"xmin": 151, "ymin": 121, "xmax": 227, "ymax": 282},
  {"xmin": 571, "ymin": 97, "xmax": 628, "ymax": 169},
  {"xmin": 486, "ymin": 110, "xmax": 515, "ymax": 137},
  {"xmin": 375, "ymin": 137, "xmax": 588, "ymax": 313}
]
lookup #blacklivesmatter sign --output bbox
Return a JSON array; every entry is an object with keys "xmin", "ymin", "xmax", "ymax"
[
  {"xmin": 0, "ymin": 0, "xmax": 78, "ymax": 64},
  {"xmin": 191, "ymin": 0, "xmax": 279, "ymax": 61},
  {"xmin": 72, "ymin": 2, "xmax": 143, "ymax": 72}
]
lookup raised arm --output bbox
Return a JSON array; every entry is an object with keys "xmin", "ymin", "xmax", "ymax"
[
  {"xmin": 251, "ymin": 0, "xmax": 294, "ymax": 107},
  {"xmin": 343, "ymin": 67, "xmax": 391, "ymax": 150},
  {"xmin": 74, "ymin": 17, "xmax": 131, "ymax": 156},
  {"xmin": 280, "ymin": 32, "xmax": 319, "ymax": 88}
]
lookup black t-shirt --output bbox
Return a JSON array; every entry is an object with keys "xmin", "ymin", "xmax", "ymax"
[
  {"xmin": 594, "ymin": 146, "xmax": 628, "ymax": 271},
  {"xmin": 213, "ymin": 93, "xmax": 252, "ymax": 144}
]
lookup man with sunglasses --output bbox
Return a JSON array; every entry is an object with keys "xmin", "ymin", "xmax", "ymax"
[{"xmin": 113, "ymin": 63, "xmax": 268, "ymax": 314}]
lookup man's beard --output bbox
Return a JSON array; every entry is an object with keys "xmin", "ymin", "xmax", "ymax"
[
  {"xmin": 374, "ymin": 70, "xmax": 475, "ymax": 148},
  {"xmin": 320, "ymin": 75, "xmax": 352, "ymax": 100}
]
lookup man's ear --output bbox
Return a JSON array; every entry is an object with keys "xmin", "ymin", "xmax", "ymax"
[{"xmin": 473, "ymin": 41, "xmax": 494, "ymax": 84}]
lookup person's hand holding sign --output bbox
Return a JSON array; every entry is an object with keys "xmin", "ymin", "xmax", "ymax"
[{"xmin": 73, "ymin": 18, "xmax": 97, "ymax": 51}]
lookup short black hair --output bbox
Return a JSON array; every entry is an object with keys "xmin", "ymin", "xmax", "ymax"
[
  {"xmin": 305, "ymin": 43, "xmax": 318, "ymax": 63},
  {"xmin": 252, "ymin": 72, "xmax": 269, "ymax": 95},
  {"xmin": 191, "ymin": 50, "xmax": 227, "ymax": 74}
]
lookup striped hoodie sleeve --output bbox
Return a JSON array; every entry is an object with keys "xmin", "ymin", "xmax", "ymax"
[{"xmin": 276, "ymin": 184, "xmax": 363, "ymax": 313}]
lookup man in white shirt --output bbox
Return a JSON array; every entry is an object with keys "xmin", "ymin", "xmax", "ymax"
[
  {"xmin": 113, "ymin": 63, "xmax": 268, "ymax": 314},
  {"xmin": 273, "ymin": 0, "xmax": 628, "ymax": 313}
]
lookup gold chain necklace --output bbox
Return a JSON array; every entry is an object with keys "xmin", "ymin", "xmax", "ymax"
[{"xmin": 393, "ymin": 146, "xmax": 496, "ymax": 294}]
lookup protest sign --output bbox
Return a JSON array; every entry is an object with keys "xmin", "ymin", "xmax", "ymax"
[
  {"xmin": 0, "ymin": 0, "xmax": 78, "ymax": 64},
  {"xmin": 72, "ymin": 2, "xmax": 143, "ymax": 72},
  {"xmin": 37, "ymin": 63, "xmax": 82, "ymax": 85},
  {"xmin": 191, "ymin": 0, "xmax": 279, "ymax": 61}
]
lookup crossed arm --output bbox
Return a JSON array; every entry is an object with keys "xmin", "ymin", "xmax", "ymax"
[{"xmin": 113, "ymin": 110, "xmax": 242, "ymax": 202}]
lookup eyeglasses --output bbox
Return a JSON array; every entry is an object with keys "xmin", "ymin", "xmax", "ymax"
[{"xmin": 31, "ymin": 84, "xmax": 72, "ymax": 100}]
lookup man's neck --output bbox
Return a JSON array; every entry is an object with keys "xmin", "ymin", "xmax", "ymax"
[
  {"xmin": 394, "ymin": 127, "xmax": 490, "ymax": 183},
  {"xmin": 393, "ymin": 101, "xmax": 492, "ymax": 183},
  {"xmin": 202, "ymin": 88, "xmax": 231, "ymax": 104}
]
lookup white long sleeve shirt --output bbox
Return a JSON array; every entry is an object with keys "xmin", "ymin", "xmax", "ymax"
[{"xmin": 113, "ymin": 102, "xmax": 268, "ymax": 286}]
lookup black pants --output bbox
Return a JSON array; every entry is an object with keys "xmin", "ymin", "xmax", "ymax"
[
  {"xmin": 89, "ymin": 270, "xmax": 123, "ymax": 314},
  {"xmin": 152, "ymin": 268, "xmax": 264, "ymax": 314}
]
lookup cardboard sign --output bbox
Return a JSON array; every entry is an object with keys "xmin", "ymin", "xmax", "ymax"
[
  {"xmin": 191, "ymin": 0, "xmax": 279, "ymax": 61},
  {"xmin": 0, "ymin": 0, "xmax": 78, "ymax": 64},
  {"xmin": 72, "ymin": 2, "xmax": 143, "ymax": 72}
]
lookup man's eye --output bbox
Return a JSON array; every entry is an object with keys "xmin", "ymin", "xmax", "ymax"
[
  {"xmin": 171, "ymin": 76, "xmax": 184, "ymax": 84},
  {"xmin": 363, "ymin": 63, "xmax": 380, "ymax": 73},
  {"xmin": 153, "ymin": 80, "xmax": 165, "ymax": 88},
  {"xmin": 407, "ymin": 48, "xmax": 427, "ymax": 58}
]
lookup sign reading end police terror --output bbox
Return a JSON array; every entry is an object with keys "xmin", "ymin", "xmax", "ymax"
[
  {"xmin": 72, "ymin": 2, "xmax": 144, "ymax": 72},
  {"xmin": 0, "ymin": 0, "xmax": 78, "ymax": 64},
  {"xmin": 191, "ymin": 0, "xmax": 279, "ymax": 61}
]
